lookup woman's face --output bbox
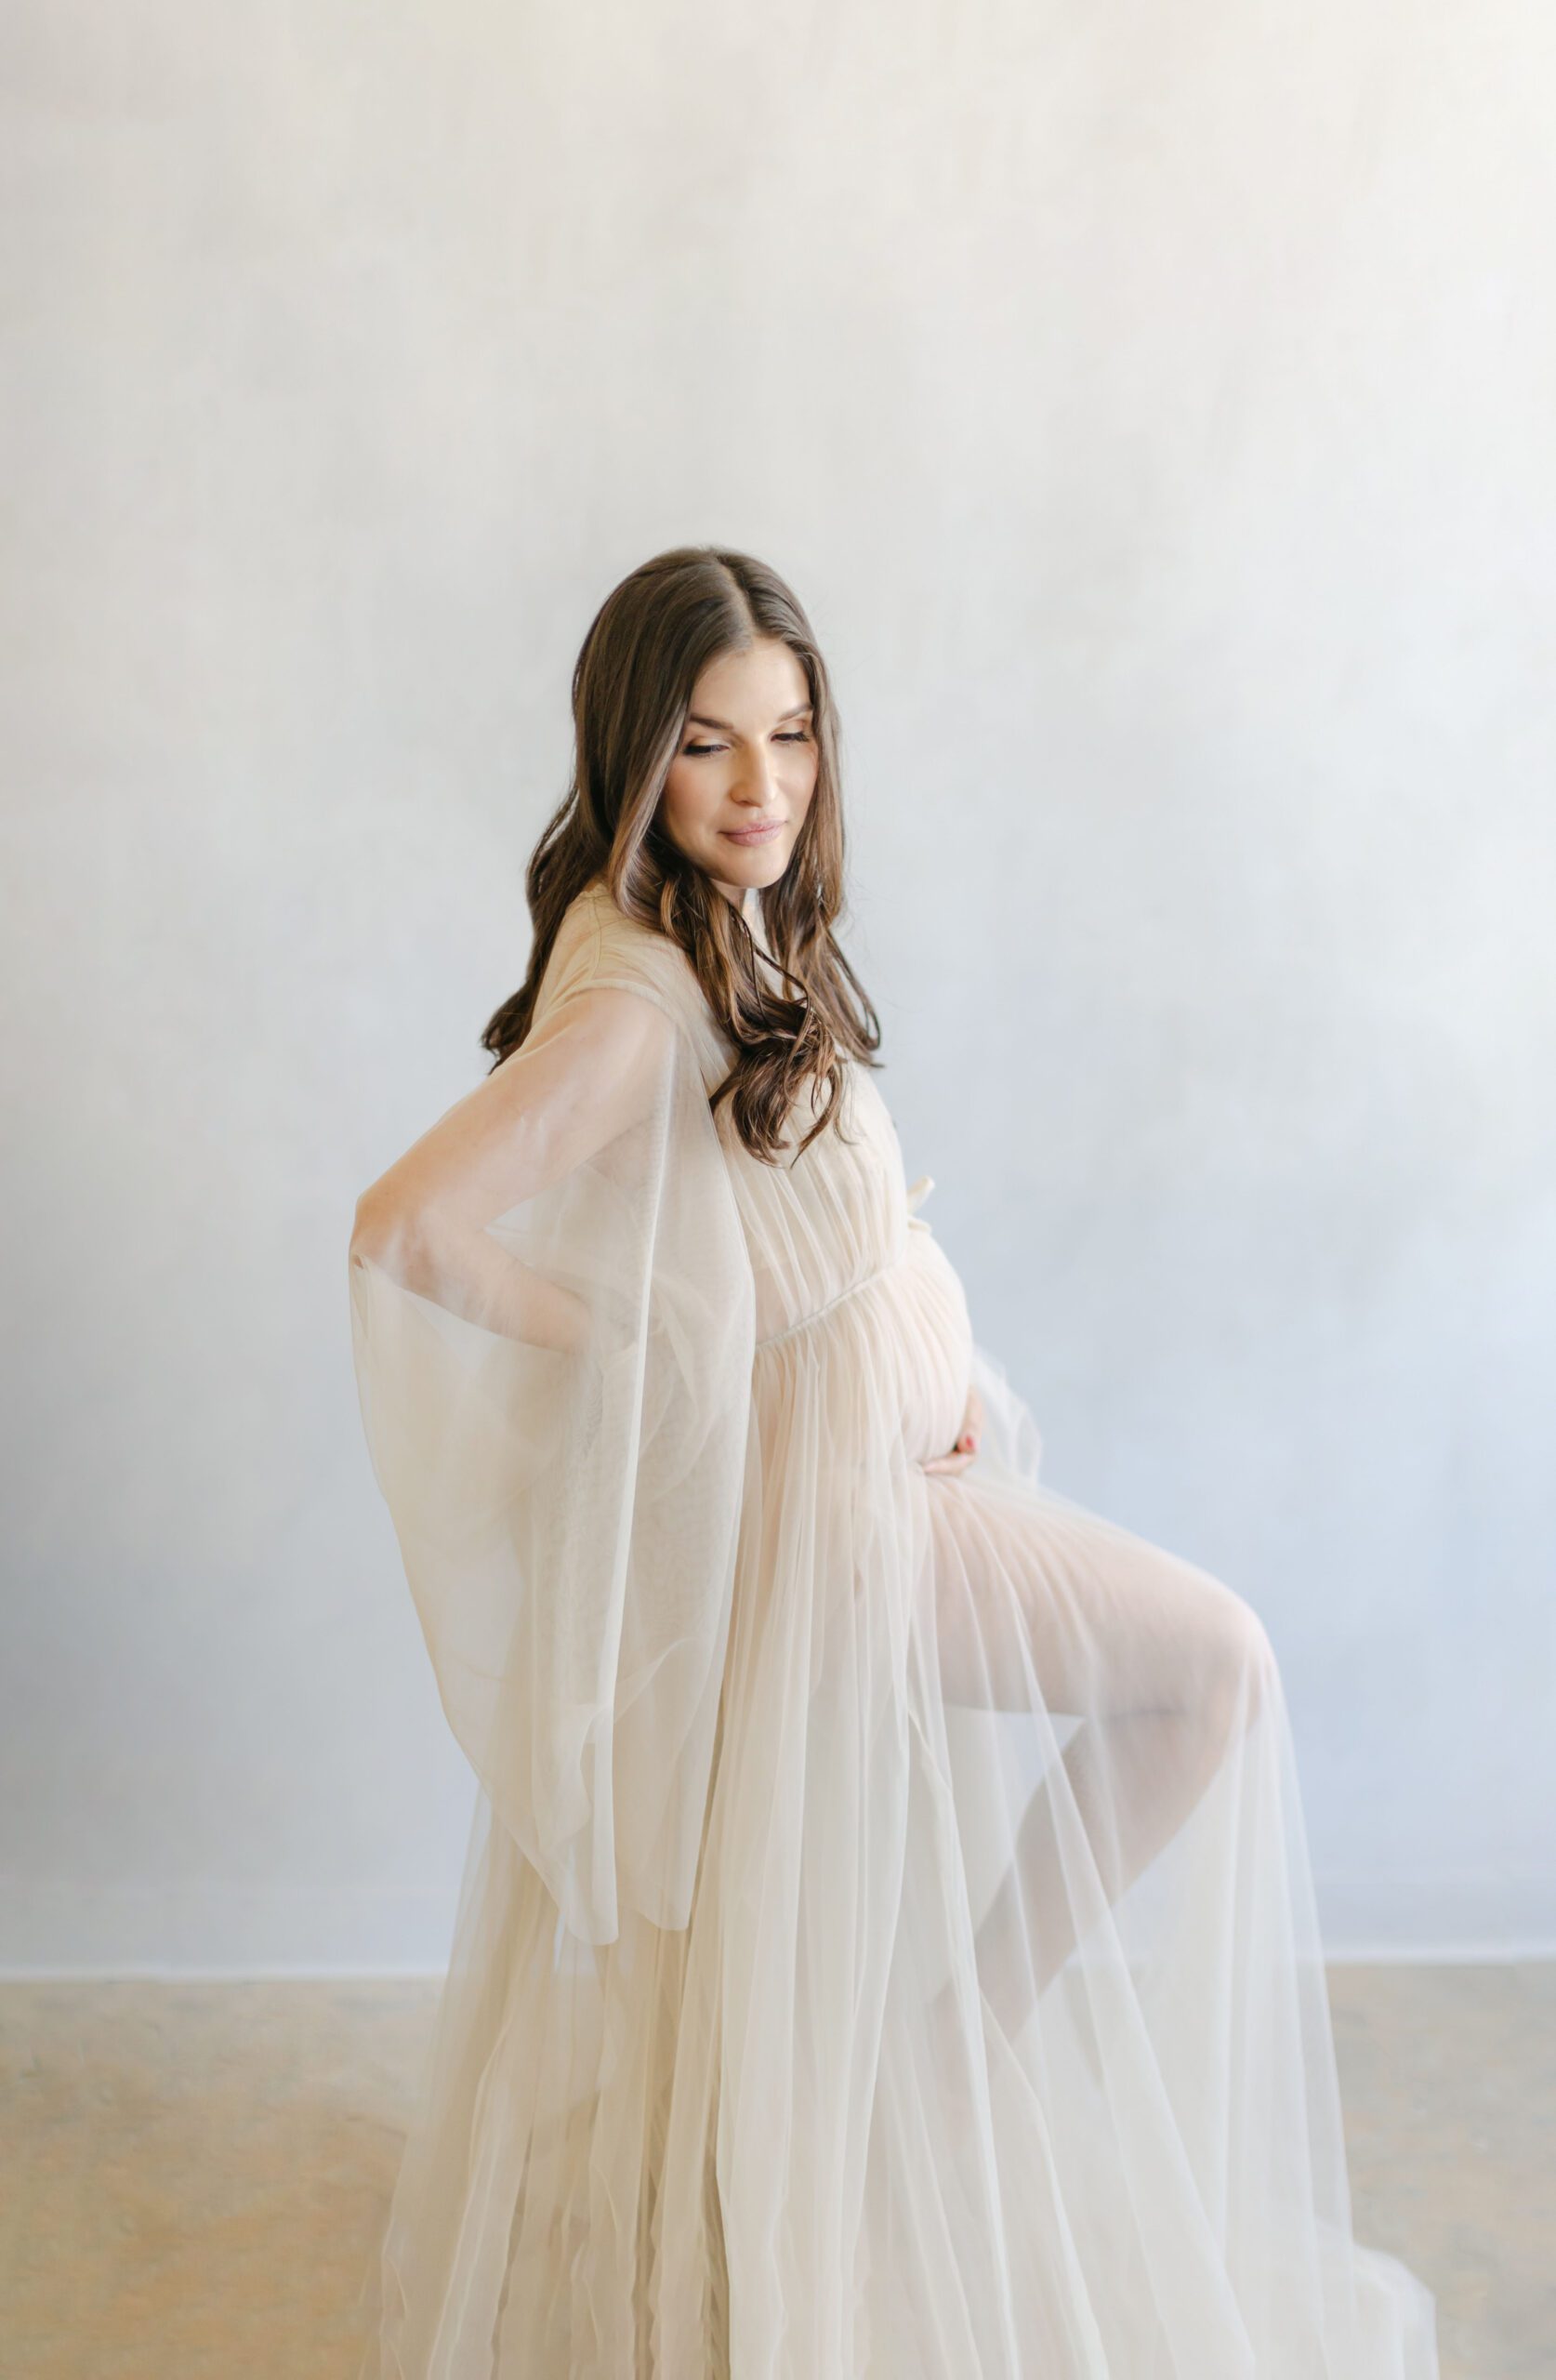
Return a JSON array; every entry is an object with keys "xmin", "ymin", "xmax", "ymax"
[{"xmin": 658, "ymin": 638, "xmax": 820, "ymax": 904}]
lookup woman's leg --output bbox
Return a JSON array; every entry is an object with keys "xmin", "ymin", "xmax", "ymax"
[{"xmin": 926, "ymin": 1474, "xmax": 1277, "ymax": 2040}]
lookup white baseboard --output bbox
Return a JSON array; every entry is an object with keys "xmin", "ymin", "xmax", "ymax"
[
  {"xmin": 2, "ymin": 1877, "xmax": 1551, "ymax": 1982},
  {"xmin": 0, "ymin": 1883, "xmax": 460, "ymax": 1978}
]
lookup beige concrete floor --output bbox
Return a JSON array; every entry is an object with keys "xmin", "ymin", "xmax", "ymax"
[{"xmin": 0, "ymin": 1964, "xmax": 1548, "ymax": 2379}]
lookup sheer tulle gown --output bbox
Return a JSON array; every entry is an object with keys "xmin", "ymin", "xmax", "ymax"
[{"xmin": 348, "ymin": 877, "xmax": 1439, "ymax": 2379}]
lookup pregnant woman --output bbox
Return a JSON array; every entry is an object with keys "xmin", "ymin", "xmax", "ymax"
[{"xmin": 348, "ymin": 546, "xmax": 1439, "ymax": 2378}]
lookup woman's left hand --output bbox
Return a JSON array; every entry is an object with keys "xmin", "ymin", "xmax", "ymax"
[{"xmin": 918, "ymin": 1382, "xmax": 983, "ymax": 1476}]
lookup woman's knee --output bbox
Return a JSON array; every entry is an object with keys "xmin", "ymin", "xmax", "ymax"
[{"xmin": 1198, "ymin": 1577, "xmax": 1278, "ymax": 1739}]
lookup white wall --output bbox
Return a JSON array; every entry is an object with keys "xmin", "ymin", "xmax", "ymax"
[{"xmin": 3, "ymin": 0, "xmax": 1551, "ymax": 1973}]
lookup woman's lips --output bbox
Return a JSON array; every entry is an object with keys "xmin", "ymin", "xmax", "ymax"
[{"xmin": 720, "ymin": 818, "xmax": 785, "ymax": 845}]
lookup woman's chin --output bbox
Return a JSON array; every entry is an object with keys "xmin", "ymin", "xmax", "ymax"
[{"xmin": 707, "ymin": 841, "xmax": 794, "ymax": 897}]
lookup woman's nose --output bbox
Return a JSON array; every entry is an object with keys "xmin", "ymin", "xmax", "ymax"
[{"xmin": 733, "ymin": 745, "xmax": 783, "ymax": 804}]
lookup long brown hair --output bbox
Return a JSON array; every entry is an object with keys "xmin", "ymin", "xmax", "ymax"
[{"xmin": 481, "ymin": 546, "xmax": 882, "ymax": 1164}]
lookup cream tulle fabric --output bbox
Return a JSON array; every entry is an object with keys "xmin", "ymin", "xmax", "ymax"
[{"xmin": 349, "ymin": 876, "xmax": 1439, "ymax": 2379}]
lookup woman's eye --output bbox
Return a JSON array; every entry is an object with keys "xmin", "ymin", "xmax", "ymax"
[{"xmin": 681, "ymin": 730, "xmax": 810, "ymax": 756}]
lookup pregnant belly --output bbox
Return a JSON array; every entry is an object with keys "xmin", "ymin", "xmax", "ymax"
[
  {"xmin": 752, "ymin": 1228, "xmax": 975, "ymax": 1471},
  {"xmin": 890, "ymin": 1227, "xmax": 977, "ymax": 1464}
]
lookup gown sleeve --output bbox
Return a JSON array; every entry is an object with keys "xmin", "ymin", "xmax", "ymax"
[{"xmin": 347, "ymin": 905, "xmax": 757, "ymax": 1948}]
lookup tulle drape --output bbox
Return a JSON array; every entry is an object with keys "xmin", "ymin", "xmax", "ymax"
[
  {"xmin": 348, "ymin": 877, "xmax": 1439, "ymax": 2379},
  {"xmin": 349, "ymin": 913, "xmax": 755, "ymax": 1948}
]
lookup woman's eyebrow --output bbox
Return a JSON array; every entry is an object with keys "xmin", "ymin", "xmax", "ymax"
[{"xmin": 685, "ymin": 703, "xmax": 814, "ymax": 731}]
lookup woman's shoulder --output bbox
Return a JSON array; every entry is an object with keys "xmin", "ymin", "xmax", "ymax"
[{"xmin": 540, "ymin": 875, "xmax": 720, "ymax": 1045}]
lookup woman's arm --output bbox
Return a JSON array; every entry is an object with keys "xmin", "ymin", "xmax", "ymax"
[{"xmin": 349, "ymin": 985, "xmax": 675, "ymax": 1354}]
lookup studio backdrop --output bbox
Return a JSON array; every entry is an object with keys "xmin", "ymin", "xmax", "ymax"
[{"xmin": 2, "ymin": 0, "xmax": 1551, "ymax": 1973}]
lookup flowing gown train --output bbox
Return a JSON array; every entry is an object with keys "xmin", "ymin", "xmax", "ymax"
[{"xmin": 349, "ymin": 875, "xmax": 1439, "ymax": 2379}]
